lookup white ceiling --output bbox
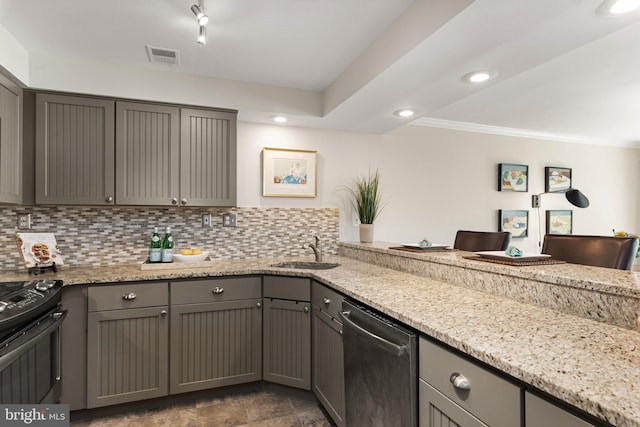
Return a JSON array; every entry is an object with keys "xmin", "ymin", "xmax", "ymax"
[{"xmin": 1, "ymin": 0, "xmax": 640, "ymax": 148}]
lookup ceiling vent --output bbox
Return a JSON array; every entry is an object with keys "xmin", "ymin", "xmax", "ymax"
[{"xmin": 146, "ymin": 45, "xmax": 181, "ymax": 66}]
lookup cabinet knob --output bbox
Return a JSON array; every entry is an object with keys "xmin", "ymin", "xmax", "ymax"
[
  {"xmin": 181, "ymin": 198, "xmax": 187, "ymax": 206},
  {"xmin": 105, "ymin": 196, "xmax": 113, "ymax": 203},
  {"xmin": 450, "ymin": 373, "xmax": 471, "ymax": 390},
  {"xmin": 122, "ymin": 292, "xmax": 137, "ymax": 301},
  {"xmin": 171, "ymin": 198, "xmax": 178, "ymax": 205},
  {"xmin": 160, "ymin": 310, "xmax": 167, "ymax": 316},
  {"xmin": 212, "ymin": 287, "xmax": 224, "ymax": 294},
  {"xmin": 323, "ymin": 297, "xmax": 331, "ymax": 305},
  {"xmin": 256, "ymin": 302, "xmax": 261, "ymax": 308},
  {"xmin": 304, "ymin": 306, "xmax": 309, "ymax": 313}
]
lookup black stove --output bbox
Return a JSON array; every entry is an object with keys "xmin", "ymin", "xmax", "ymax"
[{"xmin": 0, "ymin": 279, "xmax": 63, "ymax": 340}]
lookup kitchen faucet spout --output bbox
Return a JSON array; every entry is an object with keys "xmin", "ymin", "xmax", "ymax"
[{"xmin": 303, "ymin": 235, "xmax": 323, "ymax": 262}]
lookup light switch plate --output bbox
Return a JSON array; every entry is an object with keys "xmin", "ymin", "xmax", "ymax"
[{"xmin": 202, "ymin": 213, "xmax": 212, "ymax": 227}]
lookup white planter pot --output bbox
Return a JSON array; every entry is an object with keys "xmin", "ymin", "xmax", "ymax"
[{"xmin": 359, "ymin": 224, "xmax": 374, "ymax": 243}]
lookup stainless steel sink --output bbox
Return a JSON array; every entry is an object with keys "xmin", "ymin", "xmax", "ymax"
[{"xmin": 271, "ymin": 261, "xmax": 340, "ymax": 270}]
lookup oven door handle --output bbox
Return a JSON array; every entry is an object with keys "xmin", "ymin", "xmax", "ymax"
[
  {"xmin": 0, "ymin": 309, "xmax": 68, "ymax": 372},
  {"xmin": 339, "ymin": 310, "xmax": 408, "ymax": 356}
]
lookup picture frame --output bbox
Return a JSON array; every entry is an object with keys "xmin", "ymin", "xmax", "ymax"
[
  {"xmin": 545, "ymin": 167, "xmax": 572, "ymax": 193},
  {"xmin": 262, "ymin": 147, "xmax": 317, "ymax": 198},
  {"xmin": 546, "ymin": 210, "xmax": 573, "ymax": 235},
  {"xmin": 498, "ymin": 163, "xmax": 528, "ymax": 192},
  {"xmin": 499, "ymin": 209, "xmax": 529, "ymax": 238}
]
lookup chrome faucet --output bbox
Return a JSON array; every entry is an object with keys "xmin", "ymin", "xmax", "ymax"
[{"xmin": 303, "ymin": 235, "xmax": 323, "ymax": 262}]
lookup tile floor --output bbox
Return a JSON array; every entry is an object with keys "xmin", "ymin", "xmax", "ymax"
[{"xmin": 70, "ymin": 384, "xmax": 335, "ymax": 427}]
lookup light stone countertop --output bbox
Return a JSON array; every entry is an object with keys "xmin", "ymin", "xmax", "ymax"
[{"xmin": 1, "ymin": 248, "xmax": 639, "ymax": 426}]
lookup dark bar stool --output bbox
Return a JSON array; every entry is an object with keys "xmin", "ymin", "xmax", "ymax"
[
  {"xmin": 453, "ymin": 230, "xmax": 512, "ymax": 252},
  {"xmin": 541, "ymin": 234, "xmax": 639, "ymax": 270}
]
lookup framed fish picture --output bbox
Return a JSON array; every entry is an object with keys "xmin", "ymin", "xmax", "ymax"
[{"xmin": 262, "ymin": 147, "xmax": 317, "ymax": 197}]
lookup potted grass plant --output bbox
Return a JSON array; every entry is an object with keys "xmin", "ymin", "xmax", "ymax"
[{"xmin": 344, "ymin": 169, "xmax": 386, "ymax": 243}]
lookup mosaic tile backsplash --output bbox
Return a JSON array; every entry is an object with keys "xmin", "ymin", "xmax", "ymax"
[{"xmin": 0, "ymin": 206, "xmax": 339, "ymax": 271}]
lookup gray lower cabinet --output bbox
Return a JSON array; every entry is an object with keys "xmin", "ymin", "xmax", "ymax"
[
  {"xmin": 311, "ymin": 281, "xmax": 345, "ymax": 427},
  {"xmin": 86, "ymin": 282, "xmax": 169, "ymax": 408},
  {"xmin": 263, "ymin": 276, "xmax": 311, "ymax": 390},
  {"xmin": 60, "ymin": 285, "xmax": 87, "ymax": 411},
  {"xmin": 35, "ymin": 93, "xmax": 116, "ymax": 205},
  {"xmin": 0, "ymin": 73, "xmax": 22, "ymax": 204},
  {"xmin": 419, "ymin": 337, "xmax": 521, "ymax": 427},
  {"xmin": 525, "ymin": 392, "xmax": 597, "ymax": 427},
  {"xmin": 169, "ymin": 277, "xmax": 262, "ymax": 394}
]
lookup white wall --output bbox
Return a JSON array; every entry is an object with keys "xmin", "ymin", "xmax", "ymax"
[{"xmin": 238, "ymin": 122, "xmax": 640, "ymax": 252}]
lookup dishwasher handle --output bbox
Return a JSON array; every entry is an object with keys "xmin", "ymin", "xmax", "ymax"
[{"xmin": 339, "ymin": 310, "xmax": 408, "ymax": 357}]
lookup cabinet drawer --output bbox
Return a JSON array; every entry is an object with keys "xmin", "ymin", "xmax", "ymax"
[
  {"xmin": 311, "ymin": 280, "xmax": 344, "ymax": 319},
  {"xmin": 171, "ymin": 277, "xmax": 261, "ymax": 305},
  {"xmin": 419, "ymin": 338, "xmax": 521, "ymax": 427},
  {"xmin": 419, "ymin": 379, "xmax": 487, "ymax": 427},
  {"xmin": 88, "ymin": 282, "xmax": 168, "ymax": 312},
  {"xmin": 264, "ymin": 276, "xmax": 310, "ymax": 301},
  {"xmin": 525, "ymin": 392, "xmax": 596, "ymax": 427}
]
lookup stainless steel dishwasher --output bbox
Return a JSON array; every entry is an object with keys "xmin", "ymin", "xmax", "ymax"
[{"xmin": 339, "ymin": 299, "xmax": 417, "ymax": 427}]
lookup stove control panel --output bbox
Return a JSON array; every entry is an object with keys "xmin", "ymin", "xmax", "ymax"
[{"xmin": 0, "ymin": 279, "xmax": 63, "ymax": 328}]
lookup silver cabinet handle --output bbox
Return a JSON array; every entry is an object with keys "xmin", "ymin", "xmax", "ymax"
[
  {"xmin": 323, "ymin": 297, "xmax": 330, "ymax": 305},
  {"xmin": 160, "ymin": 310, "xmax": 167, "ymax": 316},
  {"xmin": 181, "ymin": 198, "xmax": 187, "ymax": 206},
  {"xmin": 171, "ymin": 198, "xmax": 178, "ymax": 205},
  {"xmin": 105, "ymin": 196, "xmax": 113, "ymax": 203},
  {"xmin": 450, "ymin": 373, "xmax": 471, "ymax": 390},
  {"xmin": 122, "ymin": 292, "xmax": 137, "ymax": 301},
  {"xmin": 256, "ymin": 302, "xmax": 261, "ymax": 308},
  {"xmin": 304, "ymin": 306, "xmax": 309, "ymax": 313},
  {"xmin": 212, "ymin": 287, "xmax": 224, "ymax": 294}
]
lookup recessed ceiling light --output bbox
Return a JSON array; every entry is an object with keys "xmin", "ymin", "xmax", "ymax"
[
  {"xmin": 596, "ymin": 0, "xmax": 640, "ymax": 15},
  {"xmin": 393, "ymin": 109, "xmax": 416, "ymax": 118},
  {"xmin": 271, "ymin": 115, "xmax": 288, "ymax": 123},
  {"xmin": 461, "ymin": 70, "xmax": 498, "ymax": 84}
]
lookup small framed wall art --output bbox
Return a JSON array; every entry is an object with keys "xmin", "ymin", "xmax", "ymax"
[
  {"xmin": 545, "ymin": 167, "xmax": 571, "ymax": 193},
  {"xmin": 498, "ymin": 163, "xmax": 528, "ymax": 192},
  {"xmin": 546, "ymin": 210, "xmax": 573, "ymax": 235},
  {"xmin": 499, "ymin": 209, "xmax": 529, "ymax": 238},
  {"xmin": 262, "ymin": 147, "xmax": 317, "ymax": 198}
]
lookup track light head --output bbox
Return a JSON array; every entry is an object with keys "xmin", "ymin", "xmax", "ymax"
[
  {"xmin": 191, "ymin": 4, "xmax": 208, "ymax": 26},
  {"xmin": 197, "ymin": 25, "xmax": 207, "ymax": 45}
]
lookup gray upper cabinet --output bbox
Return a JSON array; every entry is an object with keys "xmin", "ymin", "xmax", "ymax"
[
  {"xmin": 180, "ymin": 108, "xmax": 237, "ymax": 207},
  {"xmin": 115, "ymin": 102, "xmax": 180, "ymax": 205},
  {"xmin": 36, "ymin": 93, "xmax": 115, "ymax": 205},
  {"xmin": 0, "ymin": 75, "xmax": 22, "ymax": 204}
]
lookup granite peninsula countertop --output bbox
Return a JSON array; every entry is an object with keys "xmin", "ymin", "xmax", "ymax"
[{"xmin": 1, "ymin": 245, "xmax": 639, "ymax": 426}]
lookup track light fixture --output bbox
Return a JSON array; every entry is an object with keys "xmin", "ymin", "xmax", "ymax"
[
  {"xmin": 191, "ymin": 1, "xmax": 208, "ymax": 44},
  {"xmin": 197, "ymin": 26, "xmax": 207, "ymax": 45},
  {"xmin": 190, "ymin": 4, "xmax": 208, "ymax": 26}
]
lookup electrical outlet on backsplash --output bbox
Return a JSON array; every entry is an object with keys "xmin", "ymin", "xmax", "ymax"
[{"xmin": 0, "ymin": 206, "xmax": 339, "ymax": 270}]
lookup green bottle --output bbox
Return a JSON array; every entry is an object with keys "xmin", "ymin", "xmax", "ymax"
[
  {"xmin": 149, "ymin": 227, "xmax": 162, "ymax": 263},
  {"xmin": 161, "ymin": 226, "xmax": 174, "ymax": 263}
]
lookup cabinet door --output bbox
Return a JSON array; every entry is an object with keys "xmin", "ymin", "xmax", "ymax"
[
  {"xmin": 419, "ymin": 379, "xmax": 488, "ymax": 427},
  {"xmin": 87, "ymin": 306, "xmax": 168, "ymax": 408},
  {"xmin": 263, "ymin": 298, "xmax": 311, "ymax": 389},
  {"xmin": 170, "ymin": 299, "xmax": 262, "ymax": 394},
  {"xmin": 0, "ymin": 78, "xmax": 21, "ymax": 204},
  {"xmin": 36, "ymin": 93, "xmax": 115, "ymax": 205},
  {"xmin": 312, "ymin": 306, "xmax": 345, "ymax": 427},
  {"xmin": 115, "ymin": 102, "xmax": 180, "ymax": 205},
  {"xmin": 525, "ymin": 392, "xmax": 596, "ymax": 427},
  {"xmin": 180, "ymin": 108, "xmax": 237, "ymax": 206}
]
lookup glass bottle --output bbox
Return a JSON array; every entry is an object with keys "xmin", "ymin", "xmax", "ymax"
[
  {"xmin": 161, "ymin": 226, "xmax": 174, "ymax": 263},
  {"xmin": 149, "ymin": 227, "xmax": 162, "ymax": 263}
]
